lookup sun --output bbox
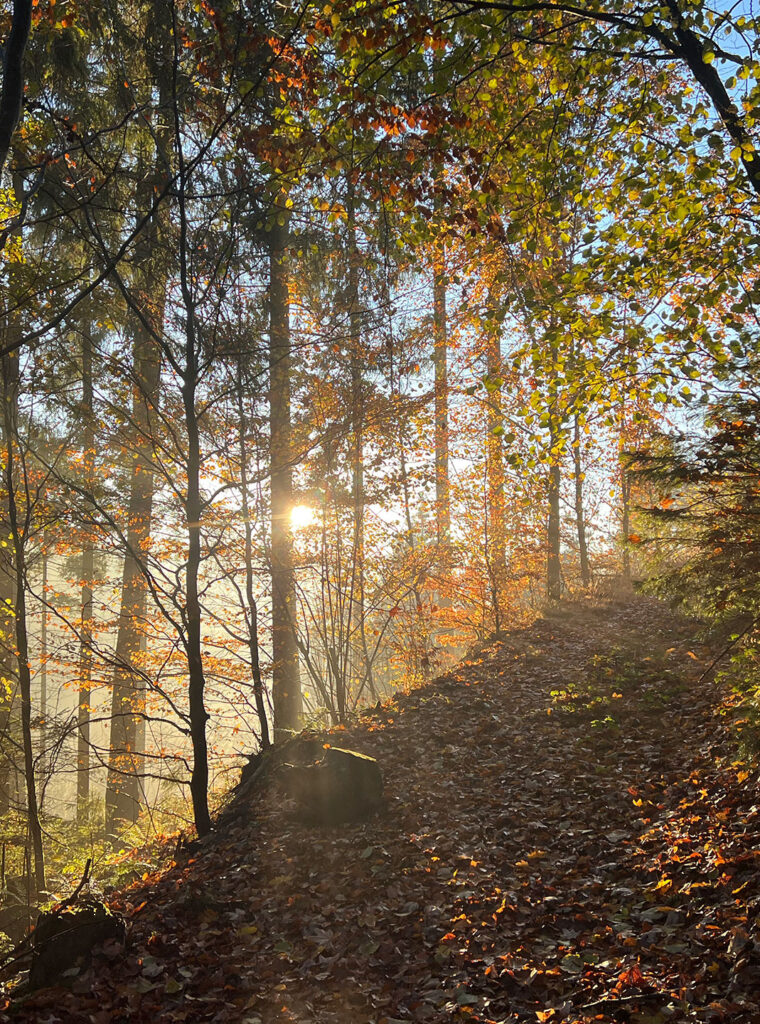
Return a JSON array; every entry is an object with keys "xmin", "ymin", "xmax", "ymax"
[{"xmin": 291, "ymin": 504, "xmax": 316, "ymax": 531}]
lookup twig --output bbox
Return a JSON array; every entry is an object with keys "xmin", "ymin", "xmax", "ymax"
[
  {"xmin": 581, "ymin": 990, "xmax": 668, "ymax": 1012},
  {"xmin": 59, "ymin": 857, "xmax": 92, "ymax": 910}
]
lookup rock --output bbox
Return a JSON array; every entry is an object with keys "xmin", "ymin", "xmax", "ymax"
[
  {"xmin": 237, "ymin": 733, "xmax": 325, "ymax": 792},
  {"xmin": 284, "ymin": 747, "xmax": 383, "ymax": 824},
  {"xmin": 0, "ymin": 897, "xmax": 35, "ymax": 944},
  {"xmin": 29, "ymin": 898, "xmax": 125, "ymax": 990}
]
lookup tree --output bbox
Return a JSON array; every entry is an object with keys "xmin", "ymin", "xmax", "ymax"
[
  {"xmin": 268, "ymin": 214, "xmax": 302, "ymax": 740},
  {"xmin": 105, "ymin": 0, "xmax": 171, "ymax": 829},
  {"xmin": 445, "ymin": 1, "xmax": 760, "ymax": 197},
  {"xmin": 1, "ymin": 316, "xmax": 45, "ymax": 894},
  {"xmin": 0, "ymin": 0, "xmax": 32, "ymax": 179}
]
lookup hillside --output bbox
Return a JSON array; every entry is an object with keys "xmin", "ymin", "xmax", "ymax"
[{"xmin": 4, "ymin": 595, "xmax": 760, "ymax": 1024}]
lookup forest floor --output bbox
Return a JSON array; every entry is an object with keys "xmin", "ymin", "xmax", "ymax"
[{"xmin": 4, "ymin": 593, "xmax": 760, "ymax": 1024}]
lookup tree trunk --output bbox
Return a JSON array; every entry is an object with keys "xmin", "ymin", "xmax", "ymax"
[
  {"xmin": 105, "ymin": 246, "xmax": 162, "ymax": 832},
  {"xmin": 36, "ymin": 530, "xmax": 47, "ymax": 798},
  {"xmin": 547, "ymin": 458, "xmax": 562, "ymax": 603},
  {"xmin": 347, "ymin": 195, "xmax": 371, "ymax": 710},
  {"xmin": 433, "ymin": 253, "xmax": 450, "ymax": 545},
  {"xmin": 105, "ymin": 0, "xmax": 170, "ymax": 831},
  {"xmin": 1, "ymin": 347, "xmax": 45, "ymax": 895},
  {"xmin": 0, "ymin": 462, "xmax": 14, "ymax": 816},
  {"xmin": 182, "ymin": 374, "xmax": 212, "ymax": 837},
  {"xmin": 77, "ymin": 327, "xmax": 94, "ymax": 816},
  {"xmin": 621, "ymin": 463, "xmax": 632, "ymax": 583},
  {"xmin": 573, "ymin": 415, "xmax": 591, "ymax": 588},
  {"xmin": 235, "ymin": 362, "xmax": 270, "ymax": 749},
  {"xmin": 485, "ymin": 315, "xmax": 507, "ymax": 631},
  {"xmin": 0, "ymin": 0, "xmax": 32, "ymax": 180},
  {"xmin": 269, "ymin": 217, "xmax": 301, "ymax": 739}
]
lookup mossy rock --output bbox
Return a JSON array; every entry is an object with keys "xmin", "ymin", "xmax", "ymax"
[
  {"xmin": 29, "ymin": 898, "xmax": 125, "ymax": 990},
  {"xmin": 283, "ymin": 747, "xmax": 383, "ymax": 825}
]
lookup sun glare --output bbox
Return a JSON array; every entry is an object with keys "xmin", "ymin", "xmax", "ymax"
[{"xmin": 291, "ymin": 505, "xmax": 316, "ymax": 531}]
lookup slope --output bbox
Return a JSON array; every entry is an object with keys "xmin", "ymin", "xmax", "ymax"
[{"xmin": 4, "ymin": 595, "xmax": 760, "ymax": 1024}]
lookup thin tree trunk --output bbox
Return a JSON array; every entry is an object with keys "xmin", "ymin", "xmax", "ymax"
[
  {"xmin": 573, "ymin": 415, "xmax": 591, "ymax": 588},
  {"xmin": 182, "ymin": 373, "xmax": 211, "ymax": 837},
  {"xmin": 0, "ymin": 479, "xmax": 14, "ymax": 816},
  {"xmin": 347, "ymin": 194, "xmax": 371, "ymax": 709},
  {"xmin": 485, "ymin": 314, "xmax": 506, "ymax": 631},
  {"xmin": 1, "ymin": 350, "xmax": 44, "ymax": 895},
  {"xmin": 269, "ymin": 217, "xmax": 301, "ymax": 739},
  {"xmin": 547, "ymin": 456, "xmax": 562, "ymax": 603},
  {"xmin": 619, "ymin": 403, "xmax": 632, "ymax": 583},
  {"xmin": 77, "ymin": 327, "xmax": 94, "ymax": 816},
  {"xmin": 621, "ymin": 464, "xmax": 632, "ymax": 582},
  {"xmin": 391, "ymin": 327, "xmax": 431, "ymax": 681},
  {"xmin": 36, "ymin": 530, "xmax": 47, "ymax": 798},
  {"xmin": 235, "ymin": 362, "xmax": 270, "ymax": 749},
  {"xmin": 433, "ymin": 252, "xmax": 450, "ymax": 545},
  {"xmin": 1, "ymin": 174, "xmax": 43, "ymax": 891}
]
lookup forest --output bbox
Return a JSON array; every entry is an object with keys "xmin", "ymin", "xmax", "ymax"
[{"xmin": 1, "ymin": 0, "xmax": 760, "ymax": 1018}]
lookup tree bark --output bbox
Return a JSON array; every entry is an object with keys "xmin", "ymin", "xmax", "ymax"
[
  {"xmin": 573, "ymin": 415, "xmax": 591, "ymax": 588},
  {"xmin": 1, "ymin": 348, "xmax": 44, "ymax": 895},
  {"xmin": 235, "ymin": 361, "xmax": 270, "ymax": 749},
  {"xmin": 547, "ymin": 457, "xmax": 562, "ymax": 603},
  {"xmin": 347, "ymin": 193, "xmax": 371, "ymax": 709},
  {"xmin": 485, "ymin": 314, "xmax": 507, "ymax": 630},
  {"xmin": 77, "ymin": 327, "xmax": 94, "ymax": 816},
  {"xmin": 0, "ymin": 0, "xmax": 32, "ymax": 180},
  {"xmin": 182, "ymin": 372, "xmax": 211, "ymax": 837},
  {"xmin": 269, "ymin": 217, "xmax": 301, "ymax": 739},
  {"xmin": 36, "ymin": 530, "xmax": 47, "ymax": 797},
  {"xmin": 105, "ymin": 11, "xmax": 170, "ymax": 828},
  {"xmin": 621, "ymin": 462, "xmax": 632, "ymax": 582},
  {"xmin": 105, "ymin": 235, "xmax": 163, "ymax": 831},
  {"xmin": 433, "ymin": 254, "xmax": 450, "ymax": 545},
  {"xmin": 0, "ymin": 453, "xmax": 14, "ymax": 816}
]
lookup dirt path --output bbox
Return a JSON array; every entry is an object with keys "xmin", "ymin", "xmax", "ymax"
[{"xmin": 6, "ymin": 596, "xmax": 760, "ymax": 1023}]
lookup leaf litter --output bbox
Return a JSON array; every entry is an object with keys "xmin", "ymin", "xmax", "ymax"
[{"xmin": 3, "ymin": 595, "xmax": 760, "ymax": 1024}]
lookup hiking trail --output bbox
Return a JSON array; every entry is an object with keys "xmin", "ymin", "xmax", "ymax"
[{"xmin": 6, "ymin": 595, "xmax": 760, "ymax": 1024}]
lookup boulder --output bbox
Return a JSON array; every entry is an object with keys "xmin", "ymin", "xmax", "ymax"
[
  {"xmin": 29, "ymin": 898, "xmax": 125, "ymax": 990},
  {"xmin": 0, "ymin": 895, "xmax": 34, "ymax": 944},
  {"xmin": 284, "ymin": 747, "xmax": 383, "ymax": 824}
]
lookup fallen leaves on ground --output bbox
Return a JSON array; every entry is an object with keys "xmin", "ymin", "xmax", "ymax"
[{"xmin": 4, "ymin": 595, "xmax": 760, "ymax": 1024}]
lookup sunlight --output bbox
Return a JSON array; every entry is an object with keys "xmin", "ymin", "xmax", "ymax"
[{"xmin": 291, "ymin": 504, "xmax": 316, "ymax": 531}]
